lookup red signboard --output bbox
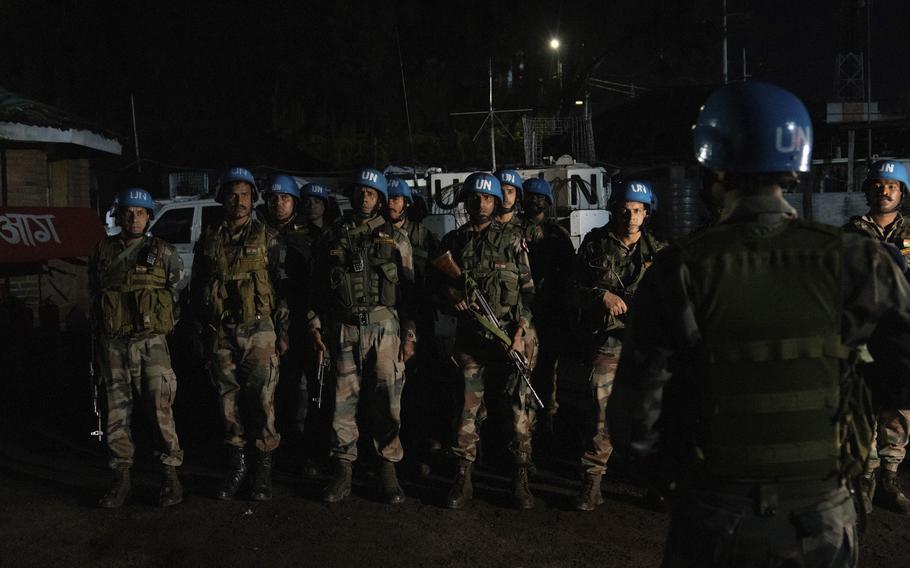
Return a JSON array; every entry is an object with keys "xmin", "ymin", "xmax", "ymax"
[{"xmin": 0, "ymin": 207, "xmax": 105, "ymax": 263}]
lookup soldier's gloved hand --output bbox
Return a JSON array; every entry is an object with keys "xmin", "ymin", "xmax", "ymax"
[{"xmin": 602, "ymin": 290, "xmax": 628, "ymax": 317}]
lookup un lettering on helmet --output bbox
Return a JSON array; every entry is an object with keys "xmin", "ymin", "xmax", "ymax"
[
  {"xmin": 362, "ymin": 171, "xmax": 379, "ymax": 183},
  {"xmin": 774, "ymin": 125, "xmax": 811, "ymax": 154},
  {"xmin": 477, "ymin": 178, "xmax": 492, "ymax": 191},
  {"xmin": 883, "ymin": 163, "xmax": 895, "ymax": 173}
]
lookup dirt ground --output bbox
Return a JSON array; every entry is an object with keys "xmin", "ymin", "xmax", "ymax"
[{"xmin": 1, "ymin": 328, "xmax": 909, "ymax": 567}]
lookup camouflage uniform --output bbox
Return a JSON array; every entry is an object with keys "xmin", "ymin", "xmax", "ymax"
[
  {"xmin": 438, "ymin": 220, "xmax": 536, "ymax": 465},
  {"xmin": 573, "ymin": 225, "xmax": 665, "ymax": 475},
  {"xmin": 844, "ymin": 214, "xmax": 910, "ymax": 476},
  {"xmin": 267, "ymin": 214, "xmax": 323, "ymax": 439},
  {"xmin": 90, "ymin": 234, "xmax": 185, "ymax": 469},
  {"xmin": 521, "ymin": 215, "xmax": 575, "ymax": 421},
  {"xmin": 609, "ymin": 195, "xmax": 910, "ymax": 566},
  {"xmin": 191, "ymin": 216, "xmax": 287, "ymax": 452},
  {"xmin": 309, "ymin": 212, "xmax": 415, "ymax": 464},
  {"xmin": 396, "ymin": 218, "xmax": 445, "ymax": 454}
]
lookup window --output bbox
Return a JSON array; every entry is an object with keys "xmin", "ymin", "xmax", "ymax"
[{"xmin": 150, "ymin": 207, "xmax": 193, "ymax": 244}]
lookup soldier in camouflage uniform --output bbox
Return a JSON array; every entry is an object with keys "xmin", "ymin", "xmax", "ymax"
[
  {"xmin": 262, "ymin": 174, "xmax": 331, "ymax": 475},
  {"xmin": 310, "ymin": 167, "xmax": 416, "ymax": 504},
  {"xmin": 435, "ymin": 172, "xmax": 537, "ymax": 510},
  {"xmin": 191, "ymin": 167, "xmax": 288, "ymax": 502},
  {"xmin": 571, "ymin": 179, "xmax": 665, "ymax": 511},
  {"xmin": 608, "ymin": 82, "xmax": 910, "ymax": 567},
  {"xmin": 520, "ymin": 178, "xmax": 575, "ymax": 431},
  {"xmin": 90, "ymin": 187, "xmax": 185, "ymax": 508},
  {"xmin": 291, "ymin": 181, "xmax": 333, "ymax": 475},
  {"xmin": 843, "ymin": 159, "xmax": 910, "ymax": 515},
  {"xmin": 387, "ymin": 178, "xmax": 443, "ymax": 475}
]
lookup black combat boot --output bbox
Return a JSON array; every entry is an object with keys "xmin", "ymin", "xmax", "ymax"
[
  {"xmin": 877, "ymin": 470, "xmax": 910, "ymax": 515},
  {"xmin": 158, "ymin": 465, "xmax": 183, "ymax": 507},
  {"xmin": 250, "ymin": 451, "xmax": 274, "ymax": 502},
  {"xmin": 446, "ymin": 459, "xmax": 474, "ymax": 509},
  {"xmin": 322, "ymin": 459, "xmax": 353, "ymax": 503},
  {"xmin": 379, "ymin": 461, "xmax": 406, "ymax": 504},
  {"xmin": 98, "ymin": 464, "xmax": 131, "ymax": 508},
  {"xmin": 512, "ymin": 465, "xmax": 535, "ymax": 510},
  {"xmin": 574, "ymin": 472, "xmax": 604, "ymax": 511},
  {"xmin": 215, "ymin": 446, "xmax": 248, "ymax": 501},
  {"xmin": 860, "ymin": 471, "xmax": 876, "ymax": 517}
]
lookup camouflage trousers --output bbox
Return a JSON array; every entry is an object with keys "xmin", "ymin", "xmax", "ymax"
[
  {"xmin": 209, "ymin": 318, "xmax": 280, "ymax": 452},
  {"xmin": 101, "ymin": 334, "xmax": 183, "ymax": 469},
  {"xmin": 663, "ymin": 484, "xmax": 858, "ymax": 567},
  {"xmin": 329, "ymin": 308, "xmax": 405, "ymax": 463},
  {"xmin": 581, "ymin": 338, "xmax": 622, "ymax": 475},
  {"xmin": 452, "ymin": 331, "xmax": 533, "ymax": 465},
  {"xmin": 866, "ymin": 408, "xmax": 910, "ymax": 473}
]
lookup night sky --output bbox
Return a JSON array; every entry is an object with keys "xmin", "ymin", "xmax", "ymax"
[{"xmin": 2, "ymin": 0, "xmax": 909, "ymax": 173}]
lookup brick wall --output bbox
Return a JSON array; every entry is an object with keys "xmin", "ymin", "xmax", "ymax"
[
  {"xmin": 4, "ymin": 149, "xmax": 49, "ymax": 206},
  {"xmin": 2, "ymin": 151, "xmax": 93, "ymax": 329},
  {"xmin": 49, "ymin": 158, "xmax": 92, "ymax": 207}
]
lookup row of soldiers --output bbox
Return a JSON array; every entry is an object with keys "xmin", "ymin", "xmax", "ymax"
[
  {"xmin": 91, "ymin": 79, "xmax": 910, "ymax": 565},
  {"xmin": 88, "ymin": 158, "xmax": 670, "ymax": 510}
]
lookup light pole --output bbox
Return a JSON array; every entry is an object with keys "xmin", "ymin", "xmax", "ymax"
[{"xmin": 549, "ymin": 38, "xmax": 562, "ymax": 89}]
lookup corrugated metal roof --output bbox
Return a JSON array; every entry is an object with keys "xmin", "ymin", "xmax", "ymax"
[{"xmin": 0, "ymin": 88, "xmax": 120, "ymax": 150}]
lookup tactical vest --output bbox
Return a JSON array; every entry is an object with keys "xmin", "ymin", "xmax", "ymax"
[
  {"xmin": 405, "ymin": 221, "xmax": 430, "ymax": 275},
  {"xmin": 325, "ymin": 217, "xmax": 400, "ymax": 314},
  {"xmin": 585, "ymin": 229, "xmax": 661, "ymax": 297},
  {"xmin": 685, "ymin": 220, "xmax": 851, "ymax": 482},
  {"xmin": 198, "ymin": 221, "xmax": 274, "ymax": 325},
  {"xmin": 97, "ymin": 237, "xmax": 175, "ymax": 336},
  {"xmin": 459, "ymin": 222, "xmax": 522, "ymax": 320}
]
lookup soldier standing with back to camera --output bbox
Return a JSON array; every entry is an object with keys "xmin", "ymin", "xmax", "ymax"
[
  {"xmin": 90, "ymin": 187, "xmax": 185, "ymax": 508},
  {"xmin": 609, "ymin": 81, "xmax": 910, "ymax": 567},
  {"xmin": 310, "ymin": 167, "xmax": 417, "ymax": 505},
  {"xmin": 571, "ymin": 180, "xmax": 665, "ymax": 511},
  {"xmin": 843, "ymin": 159, "xmax": 910, "ymax": 515},
  {"xmin": 191, "ymin": 167, "xmax": 288, "ymax": 502}
]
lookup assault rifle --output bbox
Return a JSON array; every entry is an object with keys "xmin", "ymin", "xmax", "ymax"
[
  {"xmin": 431, "ymin": 251, "xmax": 544, "ymax": 409},
  {"xmin": 89, "ymin": 335, "xmax": 103, "ymax": 441},
  {"xmin": 312, "ymin": 355, "xmax": 330, "ymax": 410}
]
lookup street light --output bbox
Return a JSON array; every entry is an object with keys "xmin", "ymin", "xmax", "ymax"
[{"xmin": 549, "ymin": 38, "xmax": 562, "ymax": 88}]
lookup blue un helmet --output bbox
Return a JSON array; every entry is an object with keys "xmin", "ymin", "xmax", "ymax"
[
  {"xmin": 353, "ymin": 167, "xmax": 389, "ymax": 202},
  {"xmin": 388, "ymin": 177, "xmax": 413, "ymax": 204},
  {"xmin": 118, "ymin": 188, "xmax": 155, "ymax": 218},
  {"xmin": 523, "ymin": 178, "xmax": 553, "ymax": 204},
  {"xmin": 300, "ymin": 182, "xmax": 331, "ymax": 201},
  {"xmin": 693, "ymin": 81, "xmax": 813, "ymax": 173},
  {"xmin": 865, "ymin": 160, "xmax": 910, "ymax": 193},
  {"xmin": 217, "ymin": 167, "xmax": 259, "ymax": 202},
  {"xmin": 494, "ymin": 169, "xmax": 524, "ymax": 203},
  {"xmin": 461, "ymin": 172, "xmax": 503, "ymax": 204},
  {"xmin": 611, "ymin": 180, "xmax": 657, "ymax": 211},
  {"xmin": 264, "ymin": 173, "xmax": 300, "ymax": 201}
]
